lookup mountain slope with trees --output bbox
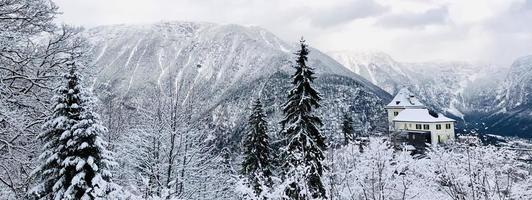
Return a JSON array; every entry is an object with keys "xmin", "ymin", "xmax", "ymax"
[
  {"xmin": 330, "ymin": 51, "xmax": 532, "ymax": 138},
  {"xmin": 83, "ymin": 22, "xmax": 390, "ymax": 199}
]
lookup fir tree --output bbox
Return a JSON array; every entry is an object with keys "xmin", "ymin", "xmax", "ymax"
[
  {"xmin": 341, "ymin": 113, "xmax": 354, "ymax": 145},
  {"xmin": 31, "ymin": 63, "xmax": 115, "ymax": 200},
  {"xmin": 241, "ymin": 98, "xmax": 272, "ymax": 198},
  {"xmin": 280, "ymin": 39, "xmax": 327, "ymax": 199}
]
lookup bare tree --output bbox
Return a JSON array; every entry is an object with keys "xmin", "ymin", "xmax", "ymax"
[{"xmin": 0, "ymin": 0, "xmax": 89, "ymax": 197}]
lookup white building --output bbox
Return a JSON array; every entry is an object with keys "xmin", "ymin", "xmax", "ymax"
[
  {"xmin": 386, "ymin": 88, "xmax": 455, "ymax": 146},
  {"xmin": 385, "ymin": 88, "xmax": 425, "ymax": 131}
]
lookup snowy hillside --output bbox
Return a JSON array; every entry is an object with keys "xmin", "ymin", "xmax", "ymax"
[
  {"xmin": 84, "ymin": 22, "xmax": 391, "ymax": 198},
  {"xmin": 329, "ymin": 51, "xmax": 531, "ymax": 137},
  {"xmin": 497, "ymin": 55, "xmax": 532, "ymax": 110},
  {"xmin": 328, "ymin": 51, "xmax": 410, "ymax": 95},
  {"xmin": 86, "ymin": 22, "xmax": 390, "ymax": 135},
  {"xmin": 482, "ymin": 55, "xmax": 532, "ymax": 137},
  {"xmin": 5, "ymin": 1, "xmax": 532, "ymax": 199},
  {"xmin": 404, "ymin": 61, "xmax": 504, "ymax": 118}
]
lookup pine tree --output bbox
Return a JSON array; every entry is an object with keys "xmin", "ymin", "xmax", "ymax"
[
  {"xmin": 280, "ymin": 39, "xmax": 327, "ymax": 199},
  {"xmin": 31, "ymin": 63, "xmax": 115, "ymax": 199},
  {"xmin": 241, "ymin": 98, "xmax": 272, "ymax": 198},
  {"xmin": 341, "ymin": 113, "xmax": 354, "ymax": 145}
]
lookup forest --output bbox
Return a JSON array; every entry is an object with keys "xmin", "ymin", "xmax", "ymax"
[{"xmin": 1, "ymin": 0, "xmax": 532, "ymax": 200}]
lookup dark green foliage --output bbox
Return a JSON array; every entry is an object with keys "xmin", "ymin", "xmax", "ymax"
[
  {"xmin": 32, "ymin": 64, "xmax": 84, "ymax": 199},
  {"xmin": 280, "ymin": 39, "xmax": 327, "ymax": 199},
  {"xmin": 342, "ymin": 113, "xmax": 355, "ymax": 145},
  {"xmin": 242, "ymin": 98, "xmax": 272, "ymax": 197}
]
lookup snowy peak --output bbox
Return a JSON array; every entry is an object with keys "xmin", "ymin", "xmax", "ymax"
[
  {"xmin": 87, "ymin": 22, "xmax": 295, "ymax": 99},
  {"xmin": 327, "ymin": 51, "xmax": 504, "ymax": 115},
  {"xmin": 327, "ymin": 50, "xmax": 532, "ymax": 137},
  {"xmin": 475, "ymin": 55, "xmax": 532, "ymax": 137},
  {"xmin": 328, "ymin": 51, "xmax": 396, "ymax": 68},
  {"xmin": 509, "ymin": 55, "xmax": 532, "ymax": 72},
  {"xmin": 328, "ymin": 51, "xmax": 410, "ymax": 94},
  {"xmin": 87, "ymin": 21, "xmax": 375, "ymax": 98},
  {"xmin": 497, "ymin": 55, "xmax": 532, "ymax": 110},
  {"xmin": 86, "ymin": 21, "xmax": 392, "ymax": 143}
]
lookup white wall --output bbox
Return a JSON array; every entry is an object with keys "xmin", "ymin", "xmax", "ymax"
[
  {"xmin": 393, "ymin": 121, "xmax": 455, "ymax": 145},
  {"xmin": 386, "ymin": 108, "xmax": 404, "ymax": 131}
]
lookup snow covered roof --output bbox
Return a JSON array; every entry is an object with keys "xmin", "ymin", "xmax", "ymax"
[
  {"xmin": 404, "ymin": 145, "xmax": 416, "ymax": 151},
  {"xmin": 386, "ymin": 88, "xmax": 425, "ymax": 109},
  {"xmin": 393, "ymin": 109, "xmax": 456, "ymax": 123}
]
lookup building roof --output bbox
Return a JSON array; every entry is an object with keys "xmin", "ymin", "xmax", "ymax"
[
  {"xmin": 393, "ymin": 108, "xmax": 456, "ymax": 123},
  {"xmin": 404, "ymin": 145, "xmax": 416, "ymax": 151},
  {"xmin": 386, "ymin": 88, "xmax": 425, "ymax": 109}
]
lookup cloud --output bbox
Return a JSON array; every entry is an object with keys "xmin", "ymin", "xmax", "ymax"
[
  {"xmin": 525, "ymin": 0, "xmax": 532, "ymax": 10},
  {"xmin": 52, "ymin": 0, "xmax": 532, "ymax": 66},
  {"xmin": 309, "ymin": 0, "xmax": 388, "ymax": 27},
  {"xmin": 376, "ymin": 6, "xmax": 448, "ymax": 29},
  {"xmin": 476, "ymin": 0, "xmax": 532, "ymax": 63}
]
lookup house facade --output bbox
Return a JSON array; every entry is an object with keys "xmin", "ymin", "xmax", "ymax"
[
  {"xmin": 386, "ymin": 88, "xmax": 456, "ymax": 146},
  {"xmin": 385, "ymin": 88, "xmax": 425, "ymax": 131}
]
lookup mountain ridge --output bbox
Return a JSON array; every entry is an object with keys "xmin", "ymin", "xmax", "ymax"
[
  {"xmin": 329, "ymin": 50, "xmax": 531, "ymax": 137},
  {"xmin": 85, "ymin": 21, "xmax": 392, "ymax": 143}
]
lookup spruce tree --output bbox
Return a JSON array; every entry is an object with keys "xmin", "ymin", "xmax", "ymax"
[
  {"xmin": 341, "ymin": 113, "xmax": 354, "ymax": 145},
  {"xmin": 241, "ymin": 98, "xmax": 272, "ymax": 198},
  {"xmin": 31, "ymin": 63, "xmax": 115, "ymax": 199},
  {"xmin": 280, "ymin": 39, "xmax": 327, "ymax": 199}
]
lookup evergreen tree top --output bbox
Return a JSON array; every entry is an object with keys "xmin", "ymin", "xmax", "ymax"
[
  {"xmin": 250, "ymin": 98, "xmax": 265, "ymax": 116},
  {"xmin": 32, "ymin": 62, "xmax": 115, "ymax": 199},
  {"xmin": 280, "ymin": 38, "xmax": 327, "ymax": 199},
  {"xmin": 296, "ymin": 38, "xmax": 309, "ymax": 65},
  {"xmin": 282, "ymin": 39, "xmax": 322, "ymax": 125},
  {"xmin": 241, "ymin": 98, "xmax": 272, "ymax": 197}
]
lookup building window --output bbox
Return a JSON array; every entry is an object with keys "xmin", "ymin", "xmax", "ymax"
[
  {"xmin": 393, "ymin": 111, "xmax": 399, "ymax": 116},
  {"xmin": 415, "ymin": 124, "xmax": 422, "ymax": 129},
  {"xmin": 423, "ymin": 124, "xmax": 429, "ymax": 130},
  {"xmin": 446, "ymin": 124, "xmax": 451, "ymax": 129},
  {"xmin": 409, "ymin": 124, "xmax": 412, "ymax": 127},
  {"xmin": 436, "ymin": 124, "xmax": 442, "ymax": 130}
]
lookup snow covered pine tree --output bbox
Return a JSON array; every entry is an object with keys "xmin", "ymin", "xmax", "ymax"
[
  {"xmin": 241, "ymin": 98, "xmax": 273, "ymax": 199},
  {"xmin": 341, "ymin": 113, "xmax": 355, "ymax": 146},
  {"xmin": 0, "ymin": 1, "xmax": 89, "ymax": 197},
  {"xmin": 342, "ymin": 113, "xmax": 355, "ymax": 145},
  {"xmin": 280, "ymin": 39, "xmax": 327, "ymax": 199},
  {"xmin": 31, "ymin": 63, "xmax": 115, "ymax": 199}
]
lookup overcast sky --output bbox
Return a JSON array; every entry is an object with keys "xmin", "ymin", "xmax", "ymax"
[{"xmin": 54, "ymin": 0, "xmax": 532, "ymax": 66}]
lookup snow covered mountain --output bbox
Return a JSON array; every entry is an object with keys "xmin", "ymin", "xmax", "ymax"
[
  {"xmin": 85, "ymin": 21, "xmax": 390, "ymax": 146},
  {"xmin": 328, "ymin": 51, "xmax": 410, "ymax": 95},
  {"xmin": 497, "ymin": 55, "xmax": 532, "ymax": 111},
  {"xmin": 330, "ymin": 51, "xmax": 531, "ymax": 137},
  {"xmin": 481, "ymin": 55, "xmax": 532, "ymax": 137},
  {"xmin": 329, "ymin": 51, "xmax": 502, "ymax": 115},
  {"xmin": 84, "ymin": 22, "xmax": 394, "ymax": 197}
]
